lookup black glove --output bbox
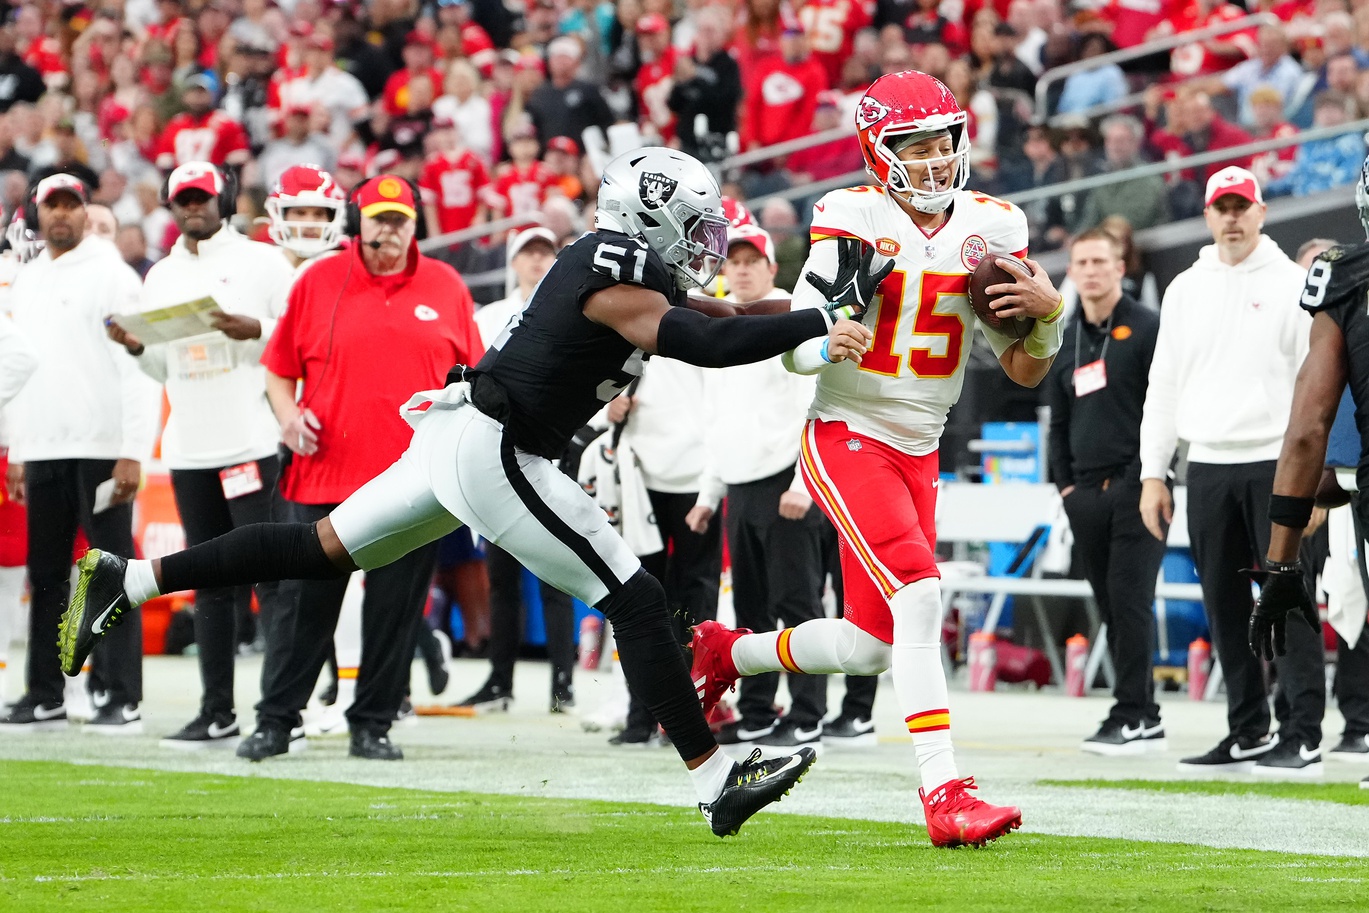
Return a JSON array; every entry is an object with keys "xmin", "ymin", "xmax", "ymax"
[
  {"xmin": 806, "ymin": 236, "xmax": 895, "ymax": 323},
  {"xmin": 1242, "ymin": 561, "xmax": 1320, "ymax": 660}
]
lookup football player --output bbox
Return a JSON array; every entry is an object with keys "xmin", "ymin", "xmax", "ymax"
[
  {"xmin": 1248, "ymin": 155, "xmax": 1369, "ymax": 664},
  {"xmin": 59, "ymin": 147, "xmax": 874, "ymax": 837},
  {"xmin": 265, "ymin": 164, "xmax": 346, "ymax": 270},
  {"xmin": 691, "ymin": 69, "xmax": 1067, "ymax": 848}
]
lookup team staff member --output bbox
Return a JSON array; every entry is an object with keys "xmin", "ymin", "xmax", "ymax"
[
  {"xmin": 1045, "ymin": 228, "xmax": 1165, "ymax": 756},
  {"xmin": 0, "ymin": 302, "xmax": 37, "ymax": 707},
  {"xmin": 108, "ymin": 162, "xmax": 296, "ymax": 749},
  {"xmin": 241, "ymin": 175, "xmax": 484, "ymax": 762},
  {"xmin": 0, "ymin": 174, "xmax": 158, "ymax": 733},
  {"xmin": 1139, "ymin": 167, "xmax": 1323, "ymax": 777}
]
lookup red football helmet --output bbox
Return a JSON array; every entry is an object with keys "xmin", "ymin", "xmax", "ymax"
[
  {"xmin": 721, "ymin": 196, "xmax": 753, "ymax": 229},
  {"xmin": 266, "ymin": 164, "xmax": 345, "ymax": 258},
  {"xmin": 855, "ymin": 70, "xmax": 969, "ymax": 214}
]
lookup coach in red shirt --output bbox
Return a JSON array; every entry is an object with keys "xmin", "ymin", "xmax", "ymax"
[{"xmin": 245, "ymin": 175, "xmax": 483, "ymax": 762}]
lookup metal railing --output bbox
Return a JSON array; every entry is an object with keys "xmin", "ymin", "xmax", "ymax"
[
  {"xmin": 1004, "ymin": 117, "xmax": 1369, "ymax": 206},
  {"xmin": 1047, "ymin": 72, "xmax": 1210, "ymax": 127},
  {"xmin": 1034, "ymin": 13, "xmax": 1276, "ymax": 121}
]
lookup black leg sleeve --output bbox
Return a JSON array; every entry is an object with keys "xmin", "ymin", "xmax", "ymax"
[
  {"xmin": 159, "ymin": 522, "xmax": 347, "ymax": 594},
  {"xmin": 598, "ymin": 569, "xmax": 715, "ymax": 761}
]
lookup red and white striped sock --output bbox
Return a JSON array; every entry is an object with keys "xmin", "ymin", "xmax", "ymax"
[
  {"xmin": 890, "ymin": 578, "xmax": 958, "ymax": 791},
  {"xmin": 732, "ymin": 617, "xmax": 873, "ymax": 676}
]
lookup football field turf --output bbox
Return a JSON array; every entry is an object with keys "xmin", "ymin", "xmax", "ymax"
[{"xmin": 1, "ymin": 760, "xmax": 1365, "ymax": 913}]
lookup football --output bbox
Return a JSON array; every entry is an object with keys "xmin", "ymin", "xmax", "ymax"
[{"xmin": 969, "ymin": 253, "xmax": 1035, "ymax": 339}]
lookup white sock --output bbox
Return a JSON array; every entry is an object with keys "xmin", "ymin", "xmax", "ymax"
[
  {"xmin": 0, "ymin": 565, "xmax": 24, "ymax": 663},
  {"xmin": 732, "ymin": 617, "xmax": 878, "ymax": 676},
  {"xmin": 889, "ymin": 578, "xmax": 959, "ymax": 792},
  {"xmin": 688, "ymin": 747, "xmax": 736, "ymax": 804},
  {"xmin": 123, "ymin": 559, "xmax": 160, "ymax": 606}
]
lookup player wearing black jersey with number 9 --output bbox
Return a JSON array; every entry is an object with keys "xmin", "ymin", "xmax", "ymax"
[
  {"xmin": 58, "ymin": 147, "xmax": 874, "ymax": 837},
  {"xmin": 1250, "ymin": 154, "xmax": 1369, "ymax": 660}
]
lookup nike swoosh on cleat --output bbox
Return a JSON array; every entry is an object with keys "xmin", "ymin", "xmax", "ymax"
[
  {"xmin": 90, "ymin": 603, "xmax": 116, "ymax": 635},
  {"xmin": 761, "ymin": 755, "xmax": 804, "ymax": 780}
]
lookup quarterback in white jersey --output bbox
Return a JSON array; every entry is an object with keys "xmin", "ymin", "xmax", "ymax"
[{"xmin": 691, "ymin": 70, "xmax": 1066, "ymax": 849}]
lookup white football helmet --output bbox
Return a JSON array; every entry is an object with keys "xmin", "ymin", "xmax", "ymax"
[
  {"xmin": 266, "ymin": 164, "xmax": 345, "ymax": 258},
  {"xmin": 594, "ymin": 147, "xmax": 728, "ymax": 290},
  {"xmin": 1357, "ymin": 152, "xmax": 1369, "ymax": 239}
]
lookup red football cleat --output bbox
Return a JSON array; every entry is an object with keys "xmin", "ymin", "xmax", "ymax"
[
  {"xmin": 689, "ymin": 621, "xmax": 749, "ymax": 716},
  {"xmin": 919, "ymin": 777, "xmax": 1022, "ymax": 848},
  {"xmin": 706, "ymin": 699, "xmax": 739, "ymax": 734}
]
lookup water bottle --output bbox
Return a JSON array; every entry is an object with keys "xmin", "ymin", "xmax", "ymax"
[
  {"xmin": 1188, "ymin": 638, "xmax": 1210, "ymax": 701},
  {"xmin": 579, "ymin": 614, "xmax": 604, "ymax": 670},
  {"xmin": 967, "ymin": 632, "xmax": 997, "ymax": 692},
  {"xmin": 1065, "ymin": 634, "xmax": 1088, "ymax": 697}
]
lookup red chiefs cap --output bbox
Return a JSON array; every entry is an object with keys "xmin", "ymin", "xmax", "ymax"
[
  {"xmin": 636, "ymin": 13, "xmax": 669, "ymax": 34},
  {"xmin": 356, "ymin": 174, "xmax": 417, "ymax": 220},
  {"xmin": 727, "ymin": 225, "xmax": 776, "ymax": 266},
  {"xmin": 34, "ymin": 172, "xmax": 89, "ymax": 205},
  {"xmin": 166, "ymin": 162, "xmax": 225, "ymax": 200},
  {"xmin": 1204, "ymin": 166, "xmax": 1263, "ymax": 207},
  {"xmin": 547, "ymin": 136, "xmax": 579, "ymax": 155}
]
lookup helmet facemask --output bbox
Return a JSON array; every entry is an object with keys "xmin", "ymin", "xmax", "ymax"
[
  {"xmin": 872, "ymin": 120, "xmax": 969, "ymax": 214},
  {"xmin": 658, "ymin": 203, "xmax": 728, "ymax": 289},
  {"xmin": 1357, "ymin": 155, "xmax": 1369, "ymax": 240},
  {"xmin": 266, "ymin": 198, "xmax": 343, "ymax": 258}
]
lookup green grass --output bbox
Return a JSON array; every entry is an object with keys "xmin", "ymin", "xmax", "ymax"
[
  {"xmin": 0, "ymin": 761, "xmax": 1364, "ymax": 913},
  {"xmin": 1042, "ymin": 778, "xmax": 1369, "ymax": 806}
]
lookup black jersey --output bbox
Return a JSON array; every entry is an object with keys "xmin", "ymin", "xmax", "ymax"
[
  {"xmin": 474, "ymin": 229, "xmax": 684, "ymax": 458},
  {"xmin": 1301, "ymin": 241, "xmax": 1369, "ymax": 489}
]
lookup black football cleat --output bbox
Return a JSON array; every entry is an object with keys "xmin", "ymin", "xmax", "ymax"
[
  {"xmin": 699, "ymin": 747, "xmax": 816, "ymax": 837},
  {"xmin": 59, "ymin": 550, "xmax": 133, "ymax": 677}
]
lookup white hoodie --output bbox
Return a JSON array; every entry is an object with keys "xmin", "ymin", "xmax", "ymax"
[
  {"xmin": 1139, "ymin": 235, "xmax": 1311, "ymax": 479},
  {"xmin": 135, "ymin": 226, "xmax": 295, "ymax": 469},
  {"xmin": 7, "ymin": 236, "xmax": 160, "ymax": 463}
]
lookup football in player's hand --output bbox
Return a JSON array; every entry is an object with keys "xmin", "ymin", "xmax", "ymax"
[{"xmin": 969, "ymin": 254, "xmax": 1035, "ymax": 339}]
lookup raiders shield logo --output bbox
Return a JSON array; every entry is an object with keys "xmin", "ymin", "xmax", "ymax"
[{"xmin": 639, "ymin": 172, "xmax": 678, "ymax": 209}]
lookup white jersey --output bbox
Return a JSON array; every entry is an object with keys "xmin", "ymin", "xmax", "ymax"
[{"xmin": 791, "ymin": 186, "xmax": 1029, "ymax": 456}]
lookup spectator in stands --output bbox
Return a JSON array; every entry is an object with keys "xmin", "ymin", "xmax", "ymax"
[
  {"xmin": 1266, "ymin": 92, "xmax": 1367, "ymax": 197},
  {"xmin": 1139, "ymin": 167, "xmax": 1325, "ymax": 777},
  {"xmin": 1180, "ymin": 90, "xmax": 1255, "ymax": 185},
  {"xmin": 156, "ymin": 74, "xmax": 251, "ymax": 170},
  {"xmin": 334, "ymin": 11, "xmax": 395, "ymax": 100},
  {"xmin": 1099, "ymin": 215, "xmax": 1160, "ymax": 311},
  {"xmin": 1046, "ymin": 228, "xmax": 1166, "ymax": 756},
  {"xmin": 1054, "ymin": 115, "xmax": 1101, "ymax": 237},
  {"xmin": 1207, "ymin": 24, "xmax": 1305, "ymax": 130},
  {"xmin": 897, "ymin": 0, "xmax": 968, "ymax": 56},
  {"xmin": 667, "ymin": 6, "xmax": 743, "ymax": 163},
  {"xmin": 383, "ymin": 32, "xmax": 445, "ymax": 118},
  {"xmin": 273, "ymin": 34, "xmax": 370, "ymax": 153},
  {"xmin": 433, "ymin": 61, "xmax": 493, "ymax": 164},
  {"xmin": 798, "ymin": 0, "xmax": 872, "ymax": 87},
  {"xmin": 241, "ymin": 176, "xmax": 483, "ymax": 763},
  {"xmin": 255, "ymin": 105, "xmax": 336, "ymax": 189},
  {"xmin": 525, "ymin": 36, "xmax": 615, "ymax": 151},
  {"xmin": 484, "ymin": 120, "xmax": 556, "ymax": 230},
  {"xmin": 116, "ymin": 224, "xmax": 154, "ymax": 278},
  {"xmin": 0, "ymin": 29, "xmax": 44, "ymax": 113},
  {"xmin": 705, "ymin": 225, "xmax": 829, "ymax": 753},
  {"xmin": 1160, "ymin": 0, "xmax": 1257, "ymax": 80},
  {"xmin": 741, "ymin": 27, "xmax": 828, "ymax": 155},
  {"xmin": 1247, "ymin": 86, "xmax": 1300, "ymax": 187},
  {"xmin": 420, "ymin": 116, "xmax": 490, "ymax": 236},
  {"xmin": 759, "ymin": 197, "xmax": 807, "ymax": 293},
  {"xmin": 107, "ymin": 162, "xmax": 295, "ymax": 749},
  {"xmin": 635, "ymin": 14, "xmax": 678, "ymax": 141},
  {"xmin": 0, "ymin": 174, "xmax": 158, "ymax": 734},
  {"xmin": 1056, "ymin": 34, "xmax": 1127, "ymax": 117},
  {"xmin": 785, "ymin": 92, "xmax": 864, "ymax": 185},
  {"xmin": 996, "ymin": 122, "xmax": 1067, "ymax": 250},
  {"xmin": 1293, "ymin": 48, "xmax": 1361, "ymax": 125},
  {"xmin": 944, "ymin": 58, "xmax": 999, "ymax": 172},
  {"xmin": 1077, "ymin": 115, "xmax": 1169, "ymax": 232},
  {"xmin": 542, "ymin": 137, "xmax": 584, "ymax": 202}
]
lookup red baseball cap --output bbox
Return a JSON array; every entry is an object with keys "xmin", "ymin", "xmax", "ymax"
[
  {"xmin": 1204, "ymin": 165, "xmax": 1263, "ymax": 207},
  {"xmin": 727, "ymin": 225, "xmax": 776, "ymax": 266},
  {"xmin": 166, "ymin": 162, "xmax": 225, "ymax": 200},
  {"xmin": 547, "ymin": 136, "xmax": 579, "ymax": 155},
  {"xmin": 34, "ymin": 172, "xmax": 89, "ymax": 205},
  {"xmin": 514, "ymin": 53, "xmax": 545, "ymax": 73},
  {"xmin": 636, "ymin": 13, "xmax": 669, "ymax": 34},
  {"xmin": 356, "ymin": 175, "xmax": 417, "ymax": 220}
]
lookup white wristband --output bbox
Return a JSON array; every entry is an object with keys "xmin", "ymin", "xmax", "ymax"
[{"xmin": 1024, "ymin": 311, "xmax": 1065, "ymax": 359}]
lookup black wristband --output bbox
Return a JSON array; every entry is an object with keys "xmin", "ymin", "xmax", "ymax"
[
  {"xmin": 1264, "ymin": 558, "xmax": 1302, "ymax": 574},
  {"xmin": 1268, "ymin": 494, "xmax": 1314, "ymax": 529}
]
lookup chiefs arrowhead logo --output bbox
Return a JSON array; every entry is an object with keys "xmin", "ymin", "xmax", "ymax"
[
  {"xmin": 638, "ymin": 171, "xmax": 677, "ymax": 210},
  {"xmin": 854, "ymin": 98, "xmax": 890, "ymax": 131}
]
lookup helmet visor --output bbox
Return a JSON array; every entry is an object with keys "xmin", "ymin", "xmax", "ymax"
[{"xmin": 684, "ymin": 211, "xmax": 729, "ymax": 286}]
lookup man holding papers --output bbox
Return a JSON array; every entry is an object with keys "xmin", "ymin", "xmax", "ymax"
[
  {"xmin": 0, "ymin": 172, "xmax": 159, "ymax": 734},
  {"xmin": 106, "ymin": 161, "xmax": 295, "ymax": 750}
]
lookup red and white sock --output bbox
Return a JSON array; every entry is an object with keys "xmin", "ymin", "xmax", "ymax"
[
  {"xmin": 731, "ymin": 617, "xmax": 886, "ymax": 676},
  {"xmin": 889, "ymin": 577, "xmax": 958, "ymax": 792}
]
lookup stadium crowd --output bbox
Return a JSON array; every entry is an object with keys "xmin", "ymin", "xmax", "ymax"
[{"xmin": 0, "ymin": 0, "xmax": 1367, "ymax": 793}]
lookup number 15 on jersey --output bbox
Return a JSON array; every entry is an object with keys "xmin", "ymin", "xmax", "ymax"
[{"xmin": 859, "ymin": 270, "xmax": 969, "ymax": 379}]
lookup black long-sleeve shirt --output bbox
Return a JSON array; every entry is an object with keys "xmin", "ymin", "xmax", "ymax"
[{"xmin": 1045, "ymin": 294, "xmax": 1159, "ymax": 489}]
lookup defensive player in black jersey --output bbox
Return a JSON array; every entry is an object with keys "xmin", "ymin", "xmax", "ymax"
[
  {"xmin": 1248, "ymin": 155, "xmax": 1369, "ymax": 661},
  {"xmin": 58, "ymin": 147, "xmax": 881, "ymax": 837}
]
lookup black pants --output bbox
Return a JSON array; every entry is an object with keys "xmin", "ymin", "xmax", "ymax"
[
  {"xmin": 24, "ymin": 459, "xmax": 141, "ymax": 706},
  {"xmin": 1187, "ymin": 461, "xmax": 1324, "ymax": 745},
  {"xmin": 827, "ymin": 521, "xmax": 877, "ymax": 720},
  {"xmin": 1062, "ymin": 479, "xmax": 1167, "ymax": 724},
  {"xmin": 170, "ymin": 456, "xmax": 287, "ymax": 717},
  {"xmin": 626, "ymin": 488, "xmax": 723, "ymax": 731},
  {"xmin": 256, "ymin": 500, "xmax": 438, "ymax": 735},
  {"xmin": 727, "ymin": 467, "xmax": 828, "ymax": 729},
  {"xmin": 485, "ymin": 542, "xmax": 575, "ymax": 691}
]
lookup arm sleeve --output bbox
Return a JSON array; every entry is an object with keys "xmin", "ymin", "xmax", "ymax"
[
  {"xmin": 656, "ymin": 306, "xmax": 830, "ymax": 369},
  {"xmin": 1138, "ymin": 281, "xmax": 1184, "ymax": 481},
  {"xmin": 0, "ymin": 311, "xmax": 37, "ymax": 409}
]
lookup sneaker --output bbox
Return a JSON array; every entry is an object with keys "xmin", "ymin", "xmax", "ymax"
[
  {"xmin": 0, "ymin": 697, "xmax": 68, "ymax": 732},
  {"xmin": 64, "ymin": 675, "xmax": 95, "ymax": 723},
  {"xmin": 85, "ymin": 703, "xmax": 143, "ymax": 735},
  {"xmin": 754, "ymin": 719, "xmax": 824, "ymax": 753},
  {"xmin": 1081, "ymin": 718, "xmax": 1167, "ymax": 757},
  {"xmin": 1177, "ymin": 733, "xmax": 1277, "ymax": 773},
  {"xmin": 699, "ymin": 747, "xmax": 817, "ymax": 837},
  {"xmin": 1361, "ymin": 775, "xmax": 1369, "ymax": 790},
  {"xmin": 689, "ymin": 620, "xmax": 748, "ymax": 716},
  {"xmin": 58, "ymin": 549, "xmax": 133, "ymax": 676},
  {"xmin": 1253, "ymin": 738, "xmax": 1323, "ymax": 779},
  {"xmin": 160, "ymin": 712, "xmax": 240, "ymax": 750},
  {"xmin": 715, "ymin": 720, "xmax": 776, "ymax": 745},
  {"xmin": 425, "ymin": 630, "xmax": 452, "ymax": 697},
  {"xmin": 303, "ymin": 703, "xmax": 349, "ymax": 737},
  {"xmin": 920, "ymin": 777, "xmax": 1022, "ymax": 848},
  {"xmin": 823, "ymin": 714, "xmax": 877, "ymax": 749},
  {"xmin": 551, "ymin": 668, "xmax": 575, "ymax": 713},
  {"xmin": 1329, "ymin": 733, "xmax": 1369, "ymax": 762},
  {"xmin": 394, "ymin": 698, "xmax": 418, "ymax": 728},
  {"xmin": 236, "ymin": 726, "xmax": 308, "ymax": 761},
  {"xmin": 608, "ymin": 724, "xmax": 664, "ymax": 747},
  {"xmin": 350, "ymin": 729, "xmax": 403, "ymax": 760},
  {"xmin": 455, "ymin": 680, "xmax": 512, "ymax": 714}
]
